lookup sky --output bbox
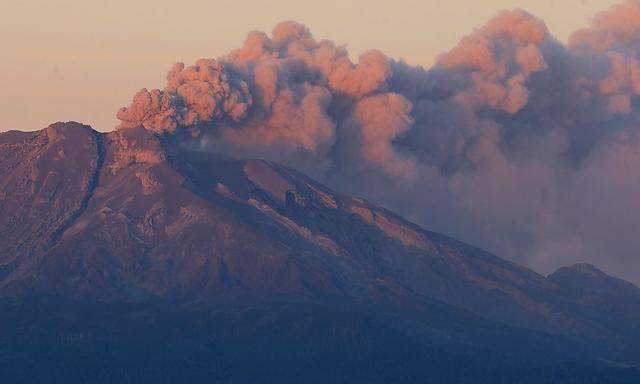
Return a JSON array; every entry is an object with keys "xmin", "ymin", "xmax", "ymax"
[{"xmin": 0, "ymin": 0, "xmax": 621, "ymax": 132}]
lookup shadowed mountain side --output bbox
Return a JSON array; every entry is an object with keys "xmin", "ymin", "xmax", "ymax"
[{"xmin": 2, "ymin": 297, "xmax": 639, "ymax": 384}]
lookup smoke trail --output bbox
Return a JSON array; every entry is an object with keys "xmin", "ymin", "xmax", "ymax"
[{"xmin": 117, "ymin": 1, "xmax": 640, "ymax": 283}]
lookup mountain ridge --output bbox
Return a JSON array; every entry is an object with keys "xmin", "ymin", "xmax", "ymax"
[{"xmin": 1, "ymin": 122, "xmax": 640, "ymax": 381}]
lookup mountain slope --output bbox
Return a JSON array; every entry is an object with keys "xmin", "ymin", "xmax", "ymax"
[{"xmin": 1, "ymin": 122, "xmax": 640, "ymax": 377}]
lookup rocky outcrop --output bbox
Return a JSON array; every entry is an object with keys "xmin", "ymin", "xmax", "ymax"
[{"xmin": 0, "ymin": 122, "xmax": 102, "ymax": 282}]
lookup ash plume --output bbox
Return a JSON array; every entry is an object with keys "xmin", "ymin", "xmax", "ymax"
[{"xmin": 116, "ymin": 1, "xmax": 640, "ymax": 283}]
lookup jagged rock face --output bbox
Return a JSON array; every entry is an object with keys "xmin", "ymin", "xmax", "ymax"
[
  {"xmin": 0, "ymin": 123, "xmax": 102, "ymax": 281},
  {"xmin": 1, "ymin": 122, "xmax": 640, "ymax": 351}
]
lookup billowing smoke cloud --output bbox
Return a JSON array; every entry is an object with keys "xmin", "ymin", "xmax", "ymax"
[
  {"xmin": 117, "ymin": 1, "xmax": 640, "ymax": 283},
  {"xmin": 117, "ymin": 60, "xmax": 253, "ymax": 134}
]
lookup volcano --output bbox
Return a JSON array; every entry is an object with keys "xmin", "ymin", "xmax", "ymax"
[{"xmin": 1, "ymin": 121, "xmax": 639, "ymax": 383}]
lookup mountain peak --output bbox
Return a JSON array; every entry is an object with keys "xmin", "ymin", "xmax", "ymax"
[
  {"xmin": 548, "ymin": 262, "xmax": 640, "ymax": 322},
  {"xmin": 553, "ymin": 263, "xmax": 607, "ymax": 277},
  {"xmin": 548, "ymin": 263, "xmax": 631, "ymax": 286}
]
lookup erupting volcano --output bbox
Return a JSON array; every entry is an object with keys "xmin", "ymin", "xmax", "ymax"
[{"xmin": 3, "ymin": 2, "xmax": 640, "ymax": 382}]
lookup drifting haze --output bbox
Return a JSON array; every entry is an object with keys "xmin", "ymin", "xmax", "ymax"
[{"xmin": 115, "ymin": 1, "xmax": 640, "ymax": 283}]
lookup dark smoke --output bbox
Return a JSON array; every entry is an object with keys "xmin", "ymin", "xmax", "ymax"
[{"xmin": 117, "ymin": 1, "xmax": 640, "ymax": 283}]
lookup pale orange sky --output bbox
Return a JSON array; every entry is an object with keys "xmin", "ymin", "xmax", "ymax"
[{"xmin": 0, "ymin": 0, "xmax": 621, "ymax": 132}]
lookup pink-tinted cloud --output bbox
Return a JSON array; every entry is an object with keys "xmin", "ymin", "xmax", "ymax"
[{"xmin": 116, "ymin": 4, "xmax": 640, "ymax": 283}]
